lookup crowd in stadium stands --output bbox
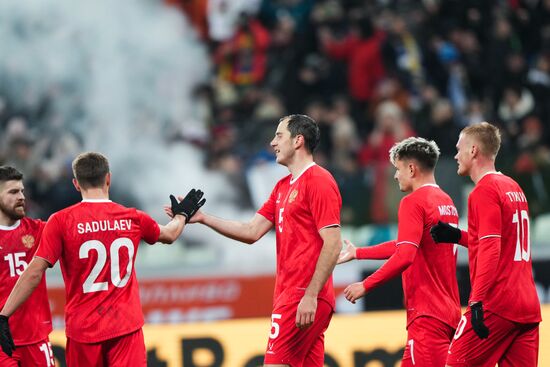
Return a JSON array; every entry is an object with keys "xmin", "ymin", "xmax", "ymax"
[{"xmin": 2, "ymin": 0, "xmax": 550, "ymax": 233}]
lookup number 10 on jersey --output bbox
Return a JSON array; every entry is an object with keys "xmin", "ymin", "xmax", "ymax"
[{"xmin": 513, "ymin": 209, "xmax": 530, "ymax": 262}]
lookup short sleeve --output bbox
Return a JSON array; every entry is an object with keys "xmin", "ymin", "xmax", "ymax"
[
  {"xmin": 308, "ymin": 176, "xmax": 342, "ymax": 231},
  {"xmin": 257, "ymin": 182, "xmax": 279, "ymax": 224},
  {"xmin": 396, "ymin": 196, "xmax": 424, "ymax": 247},
  {"xmin": 471, "ymin": 186, "xmax": 502, "ymax": 239},
  {"xmin": 34, "ymin": 214, "xmax": 63, "ymax": 267},
  {"xmin": 137, "ymin": 210, "xmax": 160, "ymax": 244}
]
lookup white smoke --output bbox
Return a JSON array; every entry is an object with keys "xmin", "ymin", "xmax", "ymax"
[{"xmin": 0, "ymin": 0, "xmax": 277, "ymax": 275}]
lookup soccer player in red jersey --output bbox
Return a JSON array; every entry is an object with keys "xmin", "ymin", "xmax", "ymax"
[
  {"xmin": 0, "ymin": 166, "xmax": 54, "ymax": 367},
  {"xmin": 338, "ymin": 137, "xmax": 461, "ymax": 366},
  {"xmin": 187, "ymin": 114, "xmax": 342, "ymax": 367},
  {"xmin": 430, "ymin": 122, "xmax": 541, "ymax": 367},
  {"xmin": 0, "ymin": 152, "xmax": 205, "ymax": 367}
]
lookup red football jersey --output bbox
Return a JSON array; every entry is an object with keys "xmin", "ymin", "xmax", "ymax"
[
  {"xmin": 35, "ymin": 200, "xmax": 160, "ymax": 343},
  {"xmin": 0, "ymin": 218, "xmax": 52, "ymax": 345},
  {"xmin": 397, "ymin": 184, "xmax": 461, "ymax": 328},
  {"xmin": 258, "ymin": 163, "xmax": 341, "ymax": 309},
  {"xmin": 467, "ymin": 172, "xmax": 541, "ymax": 323}
]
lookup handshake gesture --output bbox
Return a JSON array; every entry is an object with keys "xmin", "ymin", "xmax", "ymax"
[{"xmin": 169, "ymin": 189, "xmax": 206, "ymax": 222}]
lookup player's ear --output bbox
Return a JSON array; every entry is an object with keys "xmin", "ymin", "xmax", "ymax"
[
  {"xmin": 72, "ymin": 178, "xmax": 81, "ymax": 192},
  {"xmin": 408, "ymin": 162, "xmax": 415, "ymax": 177},
  {"xmin": 105, "ymin": 173, "xmax": 111, "ymax": 188},
  {"xmin": 470, "ymin": 144, "xmax": 478, "ymax": 158},
  {"xmin": 294, "ymin": 134, "xmax": 304, "ymax": 149}
]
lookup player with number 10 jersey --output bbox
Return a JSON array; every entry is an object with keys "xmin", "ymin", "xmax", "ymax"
[
  {"xmin": 466, "ymin": 173, "xmax": 541, "ymax": 323},
  {"xmin": 35, "ymin": 200, "xmax": 159, "ymax": 343}
]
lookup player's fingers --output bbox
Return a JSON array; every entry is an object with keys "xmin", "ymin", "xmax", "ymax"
[{"xmin": 307, "ymin": 311, "xmax": 315, "ymax": 327}]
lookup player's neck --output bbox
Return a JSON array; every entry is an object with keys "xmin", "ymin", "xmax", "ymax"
[
  {"xmin": 80, "ymin": 187, "xmax": 109, "ymax": 200},
  {"xmin": 411, "ymin": 174, "xmax": 437, "ymax": 192},
  {"xmin": 470, "ymin": 160, "xmax": 497, "ymax": 184},
  {"xmin": 287, "ymin": 155, "xmax": 315, "ymax": 179},
  {"xmin": 0, "ymin": 212, "xmax": 18, "ymax": 227}
]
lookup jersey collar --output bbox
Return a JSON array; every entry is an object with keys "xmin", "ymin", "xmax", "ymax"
[
  {"xmin": 479, "ymin": 171, "xmax": 501, "ymax": 182},
  {"xmin": 0, "ymin": 220, "xmax": 21, "ymax": 231},
  {"xmin": 290, "ymin": 162, "xmax": 316, "ymax": 185},
  {"xmin": 81, "ymin": 199, "xmax": 112, "ymax": 203},
  {"xmin": 419, "ymin": 183, "xmax": 439, "ymax": 188}
]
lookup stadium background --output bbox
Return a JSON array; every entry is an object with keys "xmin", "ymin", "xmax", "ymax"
[{"xmin": 1, "ymin": 0, "xmax": 549, "ymax": 365}]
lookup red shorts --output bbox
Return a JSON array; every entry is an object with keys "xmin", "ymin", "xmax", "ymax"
[
  {"xmin": 401, "ymin": 316, "xmax": 455, "ymax": 367},
  {"xmin": 0, "ymin": 338, "xmax": 55, "ymax": 367},
  {"xmin": 66, "ymin": 328, "xmax": 146, "ymax": 367},
  {"xmin": 264, "ymin": 299, "xmax": 333, "ymax": 367},
  {"xmin": 447, "ymin": 309, "xmax": 539, "ymax": 367}
]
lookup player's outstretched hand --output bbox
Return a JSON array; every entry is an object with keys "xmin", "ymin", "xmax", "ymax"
[
  {"xmin": 337, "ymin": 239, "xmax": 357, "ymax": 264},
  {"xmin": 343, "ymin": 282, "xmax": 366, "ymax": 304},
  {"xmin": 430, "ymin": 221, "xmax": 461, "ymax": 243},
  {"xmin": 295, "ymin": 294, "xmax": 316, "ymax": 329},
  {"xmin": 470, "ymin": 302, "xmax": 490, "ymax": 339},
  {"xmin": 169, "ymin": 189, "xmax": 206, "ymax": 221},
  {"xmin": 0, "ymin": 315, "xmax": 15, "ymax": 357}
]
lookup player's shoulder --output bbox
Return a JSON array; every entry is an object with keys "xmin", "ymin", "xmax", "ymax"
[
  {"xmin": 20, "ymin": 217, "xmax": 45, "ymax": 231},
  {"xmin": 49, "ymin": 201, "xmax": 82, "ymax": 220},
  {"xmin": 474, "ymin": 173, "xmax": 517, "ymax": 197},
  {"xmin": 304, "ymin": 164, "xmax": 337, "ymax": 185}
]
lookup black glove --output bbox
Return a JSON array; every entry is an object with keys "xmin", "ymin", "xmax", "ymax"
[
  {"xmin": 430, "ymin": 221, "xmax": 461, "ymax": 243},
  {"xmin": 470, "ymin": 302, "xmax": 490, "ymax": 339},
  {"xmin": 0, "ymin": 315, "xmax": 15, "ymax": 357},
  {"xmin": 170, "ymin": 189, "xmax": 206, "ymax": 220}
]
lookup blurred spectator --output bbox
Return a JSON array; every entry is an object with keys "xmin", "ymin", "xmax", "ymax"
[
  {"xmin": 358, "ymin": 101, "xmax": 413, "ymax": 243},
  {"xmin": 319, "ymin": 14, "xmax": 386, "ymax": 131},
  {"xmin": 381, "ymin": 13, "xmax": 424, "ymax": 93},
  {"xmin": 214, "ymin": 13, "xmax": 270, "ymax": 87},
  {"xmin": 206, "ymin": 0, "xmax": 261, "ymax": 42},
  {"xmin": 497, "ymin": 85, "xmax": 535, "ymax": 140}
]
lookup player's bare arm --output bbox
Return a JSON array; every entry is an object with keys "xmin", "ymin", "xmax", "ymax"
[
  {"xmin": 296, "ymin": 226, "xmax": 341, "ymax": 329},
  {"xmin": 157, "ymin": 214, "xmax": 186, "ymax": 244},
  {"xmin": 0, "ymin": 257, "xmax": 50, "ymax": 317},
  {"xmin": 199, "ymin": 212, "xmax": 273, "ymax": 244}
]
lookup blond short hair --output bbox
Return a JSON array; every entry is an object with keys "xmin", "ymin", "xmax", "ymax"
[{"xmin": 461, "ymin": 122, "xmax": 501, "ymax": 158}]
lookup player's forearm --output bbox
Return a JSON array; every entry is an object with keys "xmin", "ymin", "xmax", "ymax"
[
  {"xmin": 0, "ymin": 260, "xmax": 45, "ymax": 317},
  {"xmin": 305, "ymin": 229, "xmax": 341, "ymax": 297},
  {"xmin": 158, "ymin": 215, "xmax": 186, "ymax": 244},
  {"xmin": 200, "ymin": 213, "xmax": 260, "ymax": 244},
  {"xmin": 470, "ymin": 237, "xmax": 500, "ymax": 302},
  {"xmin": 356, "ymin": 240, "xmax": 397, "ymax": 260},
  {"xmin": 363, "ymin": 244, "xmax": 416, "ymax": 293}
]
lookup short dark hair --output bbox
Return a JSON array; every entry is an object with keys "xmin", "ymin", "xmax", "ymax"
[
  {"xmin": 389, "ymin": 137, "xmax": 440, "ymax": 171},
  {"xmin": 0, "ymin": 166, "xmax": 23, "ymax": 183},
  {"xmin": 72, "ymin": 152, "xmax": 110, "ymax": 189},
  {"xmin": 281, "ymin": 114, "xmax": 320, "ymax": 154}
]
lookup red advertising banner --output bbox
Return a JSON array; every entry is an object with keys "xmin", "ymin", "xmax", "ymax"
[{"xmin": 47, "ymin": 275, "xmax": 276, "ymax": 326}]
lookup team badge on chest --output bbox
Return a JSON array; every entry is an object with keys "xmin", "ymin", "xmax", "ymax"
[
  {"xmin": 21, "ymin": 234, "xmax": 35, "ymax": 249},
  {"xmin": 288, "ymin": 189, "xmax": 298, "ymax": 203}
]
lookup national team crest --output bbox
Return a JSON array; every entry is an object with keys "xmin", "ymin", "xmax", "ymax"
[
  {"xmin": 288, "ymin": 189, "xmax": 298, "ymax": 203},
  {"xmin": 21, "ymin": 235, "xmax": 35, "ymax": 249}
]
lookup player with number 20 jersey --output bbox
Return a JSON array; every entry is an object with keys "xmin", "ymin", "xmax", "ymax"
[{"xmin": 35, "ymin": 201, "xmax": 159, "ymax": 343}]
